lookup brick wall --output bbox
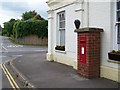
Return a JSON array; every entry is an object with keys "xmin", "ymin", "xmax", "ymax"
[
  {"xmin": 75, "ymin": 28, "xmax": 103, "ymax": 79},
  {"xmin": 17, "ymin": 35, "xmax": 48, "ymax": 45}
]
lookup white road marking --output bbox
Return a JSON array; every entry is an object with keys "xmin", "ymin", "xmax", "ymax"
[
  {"xmin": 1, "ymin": 43, "xmax": 3, "ymax": 46},
  {"xmin": 0, "ymin": 56, "xmax": 7, "ymax": 57},
  {"xmin": 7, "ymin": 45, "xmax": 23, "ymax": 48},
  {"xmin": 7, "ymin": 45, "xmax": 12, "ymax": 47},
  {"xmin": 17, "ymin": 45, "xmax": 23, "ymax": 47},
  {"xmin": 19, "ymin": 50, "xmax": 47, "ymax": 51},
  {"xmin": 0, "ymin": 55, "xmax": 22, "ymax": 58},
  {"xmin": 2, "ymin": 46, "xmax": 7, "ymax": 51},
  {"xmin": 11, "ymin": 55, "xmax": 23, "ymax": 57}
]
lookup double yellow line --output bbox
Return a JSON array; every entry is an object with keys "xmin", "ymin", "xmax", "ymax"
[{"xmin": 0, "ymin": 64, "xmax": 20, "ymax": 90}]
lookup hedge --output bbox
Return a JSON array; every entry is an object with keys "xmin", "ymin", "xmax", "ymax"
[{"xmin": 13, "ymin": 19, "xmax": 48, "ymax": 39}]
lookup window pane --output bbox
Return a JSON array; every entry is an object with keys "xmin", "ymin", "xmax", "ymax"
[
  {"xmin": 59, "ymin": 14, "xmax": 61, "ymax": 21},
  {"xmin": 117, "ymin": 11, "xmax": 120, "ymax": 22},
  {"xmin": 61, "ymin": 13, "xmax": 65, "ymax": 20},
  {"xmin": 62, "ymin": 21, "xmax": 65, "ymax": 28},
  {"xmin": 59, "ymin": 22, "xmax": 62, "ymax": 28},
  {"xmin": 118, "ymin": 24, "xmax": 120, "ymax": 44},
  {"xmin": 117, "ymin": 1, "xmax": 120, "ymax": 10},
  {"xmin": 59, "ymin": 21, "xmax": 65, "ymax": 28},
  {"xmin": 118, "ymin": 44, "xmax": 120, "ymax": 49},
  {"xmin": 59, "ymin": 12, "xmax": 65, "ymax": 21},
  {"xmin": 60, "ymin": 30, "xmax": 65, "ymax": 46}
]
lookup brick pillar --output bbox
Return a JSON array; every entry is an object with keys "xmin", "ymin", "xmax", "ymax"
[{"xmin": 75, "ymin": 28, "xmax": 103, "ymax": 78}]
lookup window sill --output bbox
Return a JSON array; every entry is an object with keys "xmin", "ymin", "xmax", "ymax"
[
  {"xmin": 107, "ymin": 59, "xmax": 120, "ymax": 64},
  {"xmin": 55, "ymin": 50, "xmax": 66, "ymax": 54}
]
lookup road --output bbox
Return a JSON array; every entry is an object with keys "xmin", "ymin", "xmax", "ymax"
[{"xmin": 0, "ymin": 36, "xmax": 47, "ymax": 89}]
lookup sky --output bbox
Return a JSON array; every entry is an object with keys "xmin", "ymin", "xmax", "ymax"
[{"xmin": 0, "ymin": 0, "xmax": 48, "ymax": 27}]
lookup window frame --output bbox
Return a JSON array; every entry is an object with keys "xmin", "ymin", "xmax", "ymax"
[
  {"xmin": 57, "ymin": 11, "xmax": 66, "ymax": 46},
  {"xmin": 116, "ymin": 1, "xmax": 120, "ymax": 44}
]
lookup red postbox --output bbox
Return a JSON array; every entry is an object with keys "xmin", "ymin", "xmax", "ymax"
[
  {"xmin": 75, "ymin": 27, "xmax": 103, "ymax": 78},
  {"xmin": 79, "ymin": 37, "xmax": 86, "ymax": 64}
]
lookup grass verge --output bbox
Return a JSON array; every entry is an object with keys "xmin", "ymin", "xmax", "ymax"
[{"xmin": 9, "ymin": 37, "xmax": 19, "ymax": 45}]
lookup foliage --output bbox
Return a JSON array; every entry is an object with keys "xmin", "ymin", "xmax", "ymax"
[
  {"xmin": 55, "ymin": 45, "xmax": 65, "ymax": 51},
  {"xmin": 3, "ymin": 19, "xmax": 16, "ymax": 37},
  {"xmin": 13, "ymin": 20, "xmax": 21, "ymax": 38},
  {"xmin": 13, "ymin": 19, "xmax": 48, "ymax": 39},
  {"xmin": 111, "ymin": 50, "xmax": 120, "ymax": 54},
  {"xmin": 1, "ymin": 29, "xmax": 7, "ymax": 36},
  {"xmin": 112, "ymin": 50, "xmax": 116, "ymax": 53},
  {"xmin": 32, "ymin": 14, "xmax": 44, "ymax": 21},
  {"xmin": 116, "ymin": 50, "xmax": 120, "ymax": 54},
  {"xmin": 22, "ymin": 10, "xmax": 37, "ymax": 20},
  {"xmin": 2, "ymin": 10, "xmax": 48, "ymax": 39}
]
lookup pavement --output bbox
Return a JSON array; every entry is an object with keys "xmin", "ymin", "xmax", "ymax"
[{"xmin": 5, "ymin": 52, "xmax": 119, "ymax": 89}]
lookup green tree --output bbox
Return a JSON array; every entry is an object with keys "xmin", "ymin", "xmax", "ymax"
[
  {"xmin": 32, "ymin": 14, "xmax": 44, "ymax": 21},
  {"xmin": 22, "ymin": 10, "xmax": 37, "ymax": 20},
  {"xmin": 13, "ymin": 19, "xmax": 48, "ymax": 39},
  {"xmin": 3, "ymin": 19, "xmax": 16, "ymax": 37},
  {"xmin": 0, "ymin": 25, "xmax": 2, "ymax": 31},
  {"xmin": 13, "ymin": 20, "xmax": 21, "ymax": 38},
  {"xmin": 2, "ymin": 10, "xmax": 48, "ymax": 39},
  {"xmin": 22, "ymin": 10, "xmax": 44, "ymax": 21}
]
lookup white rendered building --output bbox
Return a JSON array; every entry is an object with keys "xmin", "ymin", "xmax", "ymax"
[{"xmin": 46, "ymin": 0, "xmax": 120, "ymax": 82}]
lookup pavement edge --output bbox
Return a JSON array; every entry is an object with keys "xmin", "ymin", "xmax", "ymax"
[{"xmin": 4, "ymin": 57, "xmax": 35, "ymax": 88}]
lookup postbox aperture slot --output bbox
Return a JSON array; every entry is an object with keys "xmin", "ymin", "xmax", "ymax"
[{"xmin": 80, "ymin": 40, "xmax": 85, "ymax": 43}]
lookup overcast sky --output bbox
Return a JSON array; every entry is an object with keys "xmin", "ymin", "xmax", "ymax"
[{"xmin": 0, "ymin": 0, "xmax": 48, "ymax": 27}]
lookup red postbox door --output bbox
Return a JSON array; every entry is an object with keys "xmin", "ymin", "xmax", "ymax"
[{"xmin": 79, "ymin": 37, "xmax": 86, "ymax": 64}]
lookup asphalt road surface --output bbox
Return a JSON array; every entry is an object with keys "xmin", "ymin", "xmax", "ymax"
[{"xmin": 0, "ymin": 36, "xmax": 47, "ymax": 89}]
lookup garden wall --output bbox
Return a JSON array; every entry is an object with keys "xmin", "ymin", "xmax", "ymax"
[{"xmin": 17, "ymin": 35, "xmax": 48, "ymax": 45}]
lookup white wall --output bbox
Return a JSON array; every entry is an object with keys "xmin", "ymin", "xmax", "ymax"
[
  {"xmin": 89, "ymin": 1, "xmax": 118, "ymax": 69},
  {"xmin": 112, "ymin": 1, "xmax": 119, "ymax": 50},
  {"xmin": 47, "ymin": 0, "xmax": 76, "ymax": 10},
  {"xmin": 52, "ymin": 3, "xmax": 83, "ymax": 60},
  {"xmin": 48, "ymin": 3, "xmax": 83, "ymax": 66},
  {"xmin": 47, "ymin": 0, "xmax": 119, "ymax": 81},
  {"xmin": 49, "ymin": 1, "xmax": 119, "ymax": 69}
]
